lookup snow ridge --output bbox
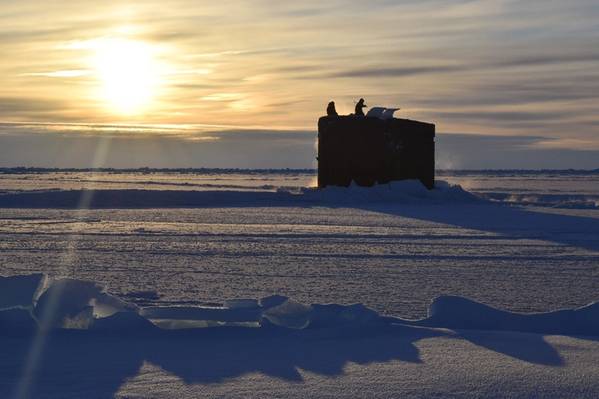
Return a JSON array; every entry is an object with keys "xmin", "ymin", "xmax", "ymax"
[
  {"xmin": 2, "ymin": 274, "xmax": 599, "ymax": 337},
  {"xmin": 0, "ymin": 180, "xmax": 482, "ymax": 208}
]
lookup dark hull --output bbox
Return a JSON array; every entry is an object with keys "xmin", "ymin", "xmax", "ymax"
[{"xmin": 317, "ymin": 116, "xmax": 435, "ymax": 189}]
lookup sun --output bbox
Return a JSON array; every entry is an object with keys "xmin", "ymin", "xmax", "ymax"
[{"xmin": 92, "ymin": 38, "xmax": 161, "ymax": 114}]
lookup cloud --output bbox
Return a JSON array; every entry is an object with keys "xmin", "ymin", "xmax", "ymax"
[
  {"xmin": 435, "ymin": 133, "xmax": 599, "ymax": 169},
  {"xmin": 0, "ymin": 123, "xmax": 317, "ymax": 169},
  {"xmin": 20, "ymin": 70, "xmax": 90, "ymax": 78},
  {"xmin": 415, "ymin": 77, "xmax": 599, "ymax": 107},
  {"xmin": 0, "ymin": 123, "xmax": 598, "ymax": 169},
  {"xmin": 435, "ymin": 110, "xmax": 571, "ymax": 123},
  {"xmin": 493, "ymin": 52, "xmax": 599, "ymax": 68},
  {"xmin": 0, "ymin": 97, "xmax": 68, "ymax": 114},
  {"xmin": 311, "ymin": 48, "xmax": 599, "ymax": 80},
  {"xmin": 326, "ymin": 65, "xmax": 463, "ymax": 79},
  {"xmin": 1, "ymin": 0, "xmax": 599, "ymax": 157}
]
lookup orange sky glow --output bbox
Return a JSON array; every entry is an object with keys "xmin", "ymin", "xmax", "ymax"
[{"xmin": 1, "ymin": 0, "xmax": 599, "ymax": 168}]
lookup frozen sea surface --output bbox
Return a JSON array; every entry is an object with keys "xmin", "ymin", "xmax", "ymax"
[
  {"xmin": 0, "ymin": 169, "xmax": 597, "ymax": 319},
  {"xmin": 1, "ymin": 169, "xmax": 599, "ymax": 398}
]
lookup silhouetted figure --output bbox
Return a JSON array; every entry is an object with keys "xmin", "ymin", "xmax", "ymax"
[
  {"xmin": 326, "ymin": 101, "xmax": 338, "ymax": 117},
  {"xmin": 355, "ymin": 98, "xmax": 367, "ymax": 116}
]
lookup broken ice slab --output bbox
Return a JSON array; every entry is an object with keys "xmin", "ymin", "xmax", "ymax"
[{"xmin": 139, "ymin": 306, "xmax": 262, "ymax": 323}]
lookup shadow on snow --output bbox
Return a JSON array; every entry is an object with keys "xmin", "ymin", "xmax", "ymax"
[{"xmin": 0, "ymin": 324, "xmax": 440, "ymax": 398}]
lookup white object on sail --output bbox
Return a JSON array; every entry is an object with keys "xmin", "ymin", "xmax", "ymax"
[
  {"xmin": 365, "ymin": 106, "xmax": 400, "ymax": 119},
  {"xmin": 365, "ymin": 107, "xmax": 386, "ymax": 118},
  {"xmin": 381, "ymin": 108, "xmax": 400, "ymax": 119}
]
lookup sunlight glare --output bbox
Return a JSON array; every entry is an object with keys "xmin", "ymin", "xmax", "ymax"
[{"xmin": 93, "ymin": 38, "xmax": 161, "ymax": 114}]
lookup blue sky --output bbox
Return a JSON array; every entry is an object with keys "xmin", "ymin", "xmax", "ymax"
[{"xmin": 1, "ymin": 1, "xmax": 599, "ymax": 168}]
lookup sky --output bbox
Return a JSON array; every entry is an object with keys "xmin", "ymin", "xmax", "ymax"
[{"xmin": 1, "ymin": 0, "xmax": 599, "ymax": 169}]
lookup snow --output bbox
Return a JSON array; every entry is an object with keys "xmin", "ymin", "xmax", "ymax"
[
  {"xmin": 0, "ymin": 274, "xmax": 45, "ymax": 310},
  {"xmin": 32, "ymin": 278, "xmax": 137, "ymax": 329},
  {"xmin": 91, "ymin": 311, "xmax": 157, "ymax": 332},
  {"xmin": 1, "ymin": 170, "xmax": 599, "ymax": 397},
  {"xmin": 297, "ymin": 179, "xmax": 481, "ymax": 204},
  {"xmin": 485, "ymin": 192, "xmax": 599, "ymax": 209},
  {"xmin": 1, "ymin": 168, "xmax": 597, "ymax": 208},
  {"xmin": 262, "ymin": 298, "xmax": 312, "ymax": 329},
  {"xmin": 3, "ymin": 275, "xmax": 599, "ymax": 397},
  {"xmin": 0, "ymin": 308, "xmax": 38, "ymax": 335},
  {"xmin": 3, "ymin": 273, "xmax": 599, "ymax": 338},
  {"xmin": 140, "ymin": 305, "xmax": 262, "ymax": 324},
  {"xmin": 6, "ymin": 323, "xmax": 599, "ymax": 398},
  {"xmin": 309, "ymin": 303, "xmax": 383, "ymax": 328},
  {"xmin": 0, "ymin": 179, "xmax": 480, "ymax": 208},
  {"xmin": 406, "ymin": 295, "xmax": 599, "ymax": 336}
]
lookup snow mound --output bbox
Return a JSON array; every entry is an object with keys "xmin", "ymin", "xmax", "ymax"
[
  {"xmin": 140, "ymin": 305, "xmax": 262, "ymax": 323},
  {"xmin": 296, "ymin": 180, "xmax": 481, "ymax": 204},
  {"xmin": 0, "ymin": 180, "xmax": 481, "ymax": 208},
  {"xmin": 261, "ymin": 298, "xmax": 382, "ymax": 329},
  {"xmin": 33, "ymin": 278, "xmax": 137, "ymax": 329},
  {"xmin": 3, "ymin": 274, "xmax": 599, "ymax": 337},
  {"xmin": 0, "ymin": 275, "xmax": 388, "ymax": 333},
  {"xmin": 309, "ymin": 303, "xmax": 382, "ymax": 328},
  {"xmin": 412, "ymin": 295, "xmax": 599, "ymax": 336},
  {"xmin": 262, "ymin": 299, "xmax": 312, "ymax": 329},
  {"xmin": 91, "ymin": 311, "xmax": 157, "ymax": 332}
]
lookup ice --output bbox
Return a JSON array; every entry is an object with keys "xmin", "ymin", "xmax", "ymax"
[
  {"xmin": 0, "ymin": 179, "xmax": 480, "ymax": 208},
  {"xmin": 0, "ymin": 273, "xmax": 46, "ymax": 310},
  {"xmin": 1, "ymin": 169, "xmax": 597, "ymax": 209},
  {"xmin": 259, "ymin": 294, "xmax": 289, "ymax": 310},
  {"xmin": 309, "ymin": 303, "xmax": 382, "ymax": 328},
  {"xmin": 3, "ymin": 273, "xmax": 599, "ymax": 336},
  {"xmin": 5, "ymin": 272, "xmax": 599, "ymax": 397},
  {"xmin": 410, "ymin": 295, "xmax": 599, "ymax": 336},
  {"xmin": 0, "ymin": 170, "xmax": 598, "ymax": 397},
  {"xmin": 262, "ymin": 299, "xmax": 383, "ymax": 329},
  {"xmin": 33, "ymin": 278, "xmax": 137, "ymax": 329},
  {"xmin": 91, "ymin": 311, "xmax": 157, "ymax": 332},
  {"xmin": 261, "ymin": 299, "xmax": 312, "ymax": 329},
  {"xmin": 121, "ymin": 290, "xmax": 161, "ymax": 301},
  {"xmin": 0, "ymin": 274, "xmax": 388, "ymax": 332},
  {"xmin": 139, "ymin": 306, "xmax": 262, "ymax": 323},
  {"xmin": 224, "ymin": 298, "xmax": 260, "ymax": 309}
]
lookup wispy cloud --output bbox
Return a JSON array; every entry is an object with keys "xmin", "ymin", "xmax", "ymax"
[
  {"xmin": 1, "ymin": 0, "xmax": 599, "ymax": 166},
  {"xmin": 0, "ymin": 97, "xmax": 68, "ymax": 113},
  {"xmin": 326, "ymin": 65, "xmax": 463, "ymax": 79},
  {"xmin": 20, "ymin": 70, "xmax": 90, "ymax": 78},
  {"xmin": 1, "ymin": 122, "xmax": 598, "ymax": 169}
]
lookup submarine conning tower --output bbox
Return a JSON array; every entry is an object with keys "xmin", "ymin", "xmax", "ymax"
[{"xmin": 317, "ymin": 115, "xmax": 435, "ymax": 189}]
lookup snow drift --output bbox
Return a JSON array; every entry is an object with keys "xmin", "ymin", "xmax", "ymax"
[
  {"xmin": 409, "ymin": 295, "xmax": 599, "ymax": 336},
  {"xmin": 297, "ymin": 180, "xmax": 481, "ymax": 204},
  {"xmin": 2, "ymin": 274, "xmax": 599, "ymax": 337},
  {"xmin": 0, "ymin": 180, "xmax": 481, "ymax": 208}
]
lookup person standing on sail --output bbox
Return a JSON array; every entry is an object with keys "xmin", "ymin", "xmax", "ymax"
[{"xmin": 355, "ymin": 98, "xmax": 367, "ymax": 116}]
